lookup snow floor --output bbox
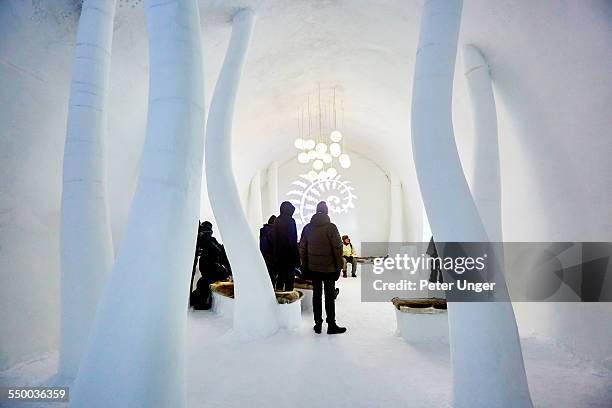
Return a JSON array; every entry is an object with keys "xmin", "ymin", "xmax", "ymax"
[{"xmin": 2, "ymin": 277, "xmax": 611, "ymax": 407}]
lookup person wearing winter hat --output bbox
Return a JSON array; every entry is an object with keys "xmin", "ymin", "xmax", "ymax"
[
  {"xmin": 299, "ymin": 201, "xmax": 347, "ymax": 334},
  {"xmin": 270, "ymin": 202, "xmax": 300, "ymax": 291}
]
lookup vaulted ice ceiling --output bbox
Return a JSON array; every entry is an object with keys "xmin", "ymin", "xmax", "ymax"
[
  {"xmin": 114, "ymin": 0, "xmax": 612, "ymax": 201},
  {"xmin": 2, "ymin": 0, "xmax": 611, "ymax": 239}
]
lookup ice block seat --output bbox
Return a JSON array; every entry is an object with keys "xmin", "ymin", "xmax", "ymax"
[
  {"xmin": 391, "ymin": 297, "xmax": 449, "ymax": 344},
  {"xmin": 293, "ymin": 277, "xmax": 313, "ymax": 312},
  {"xmin": 209, "ymin": 282, "xmax": 304, "ymax": 329}
]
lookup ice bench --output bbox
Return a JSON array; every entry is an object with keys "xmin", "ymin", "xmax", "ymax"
[
  {"xmin": 209, "ymin": 281, "xmax": 304, "ymax": 329},
  {"xmin": 391, "ymin": 297, "xmax": 449, "ymax": 343}
]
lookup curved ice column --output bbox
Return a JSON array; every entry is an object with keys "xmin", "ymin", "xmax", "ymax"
[
  {"xmin": 388, "ymin": 172, "xmax": 404, "ymax": 243},
  {"xmin": 464, "ymin": 45, "xmax": 502, "ymax": 242},
  {"xmin": 411, "ymin": 1, "xmax": 532, "ymax": 406},
  {"xmin": 69, "ymin": 0, "xmax": 205, "ymax": 406},
  {"xmin": 247, "ymin": 170, "xmax": 264, "ymax": 237},
  {"xmin": 267, "ymin": 161, "xmax": 279, "ymax": 217},
  {"xmin": 59, "ymin": 0, "xmax": 116, "ymax": 379},
  {"xmin": 205, "ymin": 8, "xmax": 280, "ymax": 339}
]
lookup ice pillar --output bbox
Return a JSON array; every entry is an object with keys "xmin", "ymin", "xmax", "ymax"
[
  {"xmin": 411, "ymin": 1, "xmax": 532, "ymax": 407},
  {"xmin": 70, "ymin": 0, "xmax": 205, "ymax": 406},
  {"xmin": 267, "ymin": 161, "xmax": 279, "ymax": 217},
  {"xmin": 388, "ymin": 173, "xmax": 404, "ymax": 242},
  {"xmin": 464, "ymin": 45, "xmax": 502, "ymax": 241},
  {"xmin": 205, "ymin": 9, "xmax": 279, "ymax": 339},
  {"xmin": 247, "ymin": 170, "xmax": 264, "ymax": 237},
  {"xmin": 59, "ymin": 0, "xmax": 116, "ymax": 379}
]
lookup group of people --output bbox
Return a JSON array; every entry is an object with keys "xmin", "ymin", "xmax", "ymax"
[
  {"xmin": 260, "ymin": 200, "xmax": 358, "ymax": 334},
  {"xmin": 190, "ymin": 200, "xmax": 358, "ymax": 335}
]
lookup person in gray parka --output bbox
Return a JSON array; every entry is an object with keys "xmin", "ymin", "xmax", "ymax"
[{"xmin": 299, "ymin": 201, "xmax": 346, "ymax": 334}]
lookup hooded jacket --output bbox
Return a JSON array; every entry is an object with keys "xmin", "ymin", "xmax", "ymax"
[
  {"xmin": 270, "ymin": 202, "xmax": 300, "ymax": 267},
  {"xmin": 259, "ymin": 223, "xmax": 274, "ymax": 259},
  {"xmin": 299, "ymin": 212, "xmax": 343, "ymax": 274}
]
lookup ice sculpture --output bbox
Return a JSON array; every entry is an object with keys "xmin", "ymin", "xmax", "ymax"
[
  {"xmin": 59, "ymin": 0, "xmax": 116, "ymax": 379},
  {"xmin": 464, "ymin": 44, "xmax": 502, "ymax": 241},
  {"xmin": 410, "ymin": 0, "xmax": 532, "ymax": 406},
  {"xmin": 69, "ymin": 0, "xmax": 205, "ymax": 406},
  {"xmin": 266, "ymin": 161, "xmax": 279, "ymax": 216},
  {"xmin": 205, "ymin": 8, "xmax": 280, "ymax": 339},
  {"xmin": 247, "ymin": 170, "xmax": 264, "ymax": 238}
]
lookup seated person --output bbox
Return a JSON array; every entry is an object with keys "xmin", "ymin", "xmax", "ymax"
[
  {"xmin": 190, "ymin": 221, "xmax": 232, "ymax": 310},
  {"xmin": 341, "ymin": 235, "xmax": 358, "ymax": 278}
]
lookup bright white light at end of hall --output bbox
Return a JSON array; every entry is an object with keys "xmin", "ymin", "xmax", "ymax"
[
  {"xmin": 294, "ymin": 138, "xmax": 305, "ymax": 149},
  {"xmin": 330, "ymin": 142, "xmax": 341, "ymax": 157},
  {"xmin": 313, "ymin": 159, "xmax": 324, "ymax": 170},
  {"xmin": 339, "ymin": 153, "xmax": 351, "ymax": 169},
  {"xmin": 298, "ymin": 152, "xmax": 309, "ymax": 164},
  {"xmin": 330, "ymin": 130, "xmax": 343, "ymax": 142},
  {"xmin": 315, "ymin": 143, "xmax": 328, "ymax": 154}
]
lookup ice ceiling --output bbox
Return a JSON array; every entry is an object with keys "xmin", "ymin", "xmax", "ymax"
[{"xmin": 3, "ymin": 0, "xmax": 612, "ymax": 230}]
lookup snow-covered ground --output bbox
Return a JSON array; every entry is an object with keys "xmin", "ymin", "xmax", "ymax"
[{"xmin": 2, "ymin": 277, "xmax": 611, "ymax": 407}]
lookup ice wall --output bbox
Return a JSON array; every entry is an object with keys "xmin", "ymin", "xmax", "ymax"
[{"xmin": 0, "ymin": 1, "xmax": 74, "ymax": 370}]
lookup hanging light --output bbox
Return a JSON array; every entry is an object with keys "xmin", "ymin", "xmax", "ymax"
[
  {"xmin": 339, "ymin": 153, "xmax": 351, "ymax": 169},
  {"xmin": 322, "ymin": 153, "xmax": 332, "ymax": 164},
  {"xmin": 313, "ymin": 159, "xmax": 324, "ymax": 170},
  {"xmin": 315, "ymin": 142, "xmax": 328, "ymax": 154},
  {"xmin": 329, "ymin": 142, "xmax": 341, "ymax": 157},
  {"xmin": 318, "ymin": 170, "xmax": 328, "ymax": 180},
  {"xmin": 298, "ymin": 152, "xmax": 309, "ymax": 164},
  {"xmin": 330, "ymin": 130, "xmax": 343, "ymax": 142},
  {"xmin": 305, "ymin": 139, "xmax": 316, "ymax": 150},
  {"xmin": 307, "ymin": 150, "xmax": 317, "ymax": 160},
  {"xmin": 327, "ymin": 167, "xmax": 338, "ymax": 178},
  {"xmin": 294, "ymin": 138, "xmax": 305, "ymax": 149},
  {"xmin": 306, "ymin": 170, "xmax": 318, "ymax": 181}
]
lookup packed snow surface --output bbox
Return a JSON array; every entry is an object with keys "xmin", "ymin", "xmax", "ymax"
[{"xmin": 1, "ymin": 278, "xmax": 611, "ymax": 407}]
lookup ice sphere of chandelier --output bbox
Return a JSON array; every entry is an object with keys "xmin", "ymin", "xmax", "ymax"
[{"xmin": 293, "ymin": 88, "xmax": 351, "ymax": 178}]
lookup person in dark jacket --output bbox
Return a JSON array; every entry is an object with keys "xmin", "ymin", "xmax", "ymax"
[
  {"xmin": 190, "ymin": 221, "xmax": 232, "ymax": 310},
  {"xmin": 260, "ymin": 215, "xmax": 277, "ymax": 285},
  {"xmin": 271, "ymin": 202, "xmax": 299, "ymax": 291},
  {"xmin": 299, "ymin": 201, "xmax": 346, "ymax": 334}
]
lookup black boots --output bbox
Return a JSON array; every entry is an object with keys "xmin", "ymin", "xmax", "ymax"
[
  {"xmin": 351, "ymin": 273, "xmax": 357, "ymax": 278},
  {"xmin": 314, "ymin": 322, "xmax": 346, "ymax": 334},
  {"xmin": 327, "ymin": 322, "xmax": 347, "ymax": 335}
]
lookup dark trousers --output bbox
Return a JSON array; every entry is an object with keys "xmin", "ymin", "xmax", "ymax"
[
  {"xmin": 312, "ymin": 275, "xmax": 336, "ymax": 324},
  {"xmin": 275, "ymin": 265, "xmax": 295, "ymax": 291}
]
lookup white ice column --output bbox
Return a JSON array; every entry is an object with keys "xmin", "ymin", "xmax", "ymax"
[
  {"xmin": 388, "ymin": 173, "xmax": 404, "ymax": 242},
  {"xmin": 70, "ymin": 0, "xmax": 205, "ymax": 406},
  {"xmin": 411, "ymin": 1, "xmax": 532, "ymax": 407},
  {"xmin": 59, "ymin": 0, "xmax": 116, "ymax": 380},
  {"xmin": 464, "ymin": 45, "xmax": 502, "ymax": 241},
  {"xmin": 205, "ymin": 9, "xmax": 279, "ymax": 339},
  {"xmin": 267, "ymin": 161, "xmax": 279, "ymax": 217},
  {"xmin": 247, "ymin": 170, "xmax": 264, "ymax": 237}
]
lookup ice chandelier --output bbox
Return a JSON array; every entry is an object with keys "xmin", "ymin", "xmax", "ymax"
[{"xmin": 293, "ymin": 86, "xmax": 351, "ymax": 182}]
